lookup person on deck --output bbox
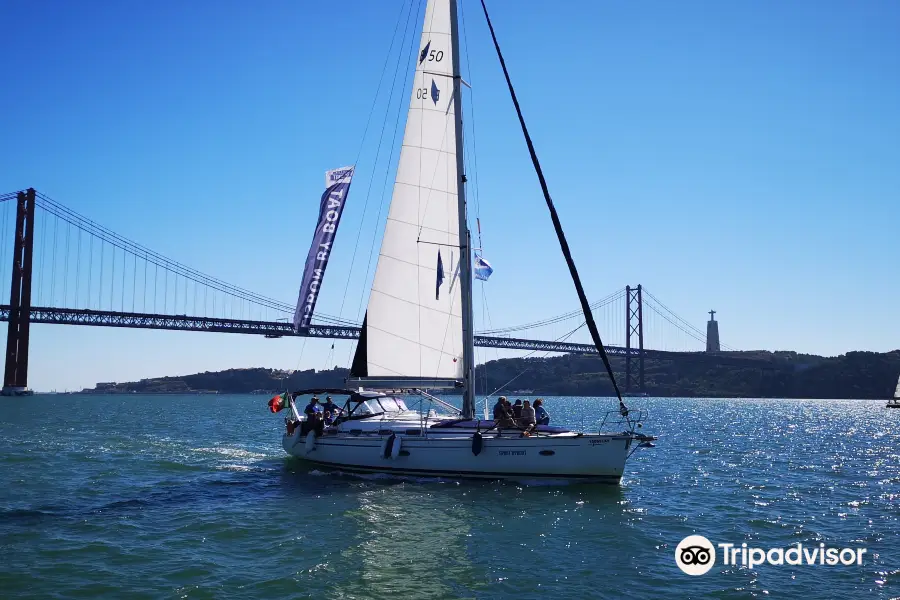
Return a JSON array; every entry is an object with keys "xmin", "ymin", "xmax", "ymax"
[
  {"xmin": 534, "ymin": 398, "xmax": 550, "ymax": 426},
  {"xmin": 493, "ymin": 397, "xmax": 517, "ymax": 435},
  {"xmin": 304, "ymin": 396, "xmax": 322, "ymax": 419},
  {"xmin": 322, "ymin": 396, "xmax": 339, "ymax": 417},
  {"xmin": 520, "ymin": 400, "xmax": 536, "ymax": 435},
  {"xmin": 512, "ymin": 399, "xmax": 523, "ymax": 420},
  {"xmin": 303, "ymin": 397, "xmax": 325, "ymax": 436},
  {"xmin": 492, "ymin": 396, "xmax": 508, "ymax": 420}
]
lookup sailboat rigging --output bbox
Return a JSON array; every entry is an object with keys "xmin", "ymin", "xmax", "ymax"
[
  {"xmin": 270, "ymin": 0, "xmax": 656, "ymax": 484},
  {"xmin": 478, "ymin": 0, "xmax": 629, "ymax": 419}
]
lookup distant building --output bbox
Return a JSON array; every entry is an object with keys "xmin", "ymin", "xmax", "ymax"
[{"xmin": 706, "ymin": 310, "xmax": 720, "ymax": 352}]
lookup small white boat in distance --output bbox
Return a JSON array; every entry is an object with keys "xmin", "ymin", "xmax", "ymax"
[{"xmin": 888, "ymin": 374, "xmax": 900, "ymax": 408}]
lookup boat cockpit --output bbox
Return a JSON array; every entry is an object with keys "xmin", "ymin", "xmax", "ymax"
[
  {"xmin": 336, "ymin": 392, "xmax": 411, "ymax": 423},
  {"xmin": 287, "ymin": 388, "xmax": 425, "ymax": 423}
]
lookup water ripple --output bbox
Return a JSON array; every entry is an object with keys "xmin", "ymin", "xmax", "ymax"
[{"xmin": 0, "ymin": 395, "xmax": 898, "ymax": 598}]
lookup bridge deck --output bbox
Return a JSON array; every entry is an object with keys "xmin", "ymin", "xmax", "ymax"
[
  {"xmin": 0, "ymin": 305, "xmax": 770, "ymax": 368},
  {"xmin": 0, "ymin": 305, "xmax": 656, "ymax": 355}
]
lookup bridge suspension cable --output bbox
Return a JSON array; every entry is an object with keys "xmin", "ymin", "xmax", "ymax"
[
  {"xmin": 642, "ymin": 287, "xmax": 734, "ymax": 351},
  {"xmin": 478, "ymin": 287, "xmax": 626, "ymax": 335},
  {"xmin": 3, "ymin": 190, "xmax": 729, "ymax": 355},
  {"xmin": 31, "ymin": 192, "xmax": 361, "ymax": 327}
]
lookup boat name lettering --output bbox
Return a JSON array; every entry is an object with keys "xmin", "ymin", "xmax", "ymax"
[
  {"xmin": 590, "ymin": 439, "xmax": 610, "ymax": 445},
  {"xmin": 499, "ymin": 450, "xmax": 526, "ymax": 456}
]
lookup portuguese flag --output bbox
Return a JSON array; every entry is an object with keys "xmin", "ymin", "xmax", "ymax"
[{"xmin": 268, "ymin": 392, "xmax": 291, "ymax": 413}]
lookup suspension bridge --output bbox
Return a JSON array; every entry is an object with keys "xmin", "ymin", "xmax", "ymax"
[{"xmin": 0, "ymin": 188, "xmax": 736, "ymax": 396}]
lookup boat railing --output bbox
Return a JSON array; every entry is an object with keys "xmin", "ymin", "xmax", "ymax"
[
  {"xmin": 598, "ymin": 407, "xmax": 648, "ymax": 434},
  {"xmin": 413, "ymin": 389, "xmax": 462, "ymax": 416},
  {"xmin": 401, "ymin": 389, "xmax": 460, "ymax": 435}
]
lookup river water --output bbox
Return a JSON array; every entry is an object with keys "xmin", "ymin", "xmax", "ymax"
[{"xmin": 0, "ymin": 394, "xmax": 897, "ymax": 599}]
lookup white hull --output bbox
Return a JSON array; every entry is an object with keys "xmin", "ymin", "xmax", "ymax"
[{"xmin": 282, "ymin": 428, "xmax": 633, "ymax": 484}]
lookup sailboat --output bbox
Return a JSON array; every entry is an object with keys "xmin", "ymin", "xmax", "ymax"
[
  {"xmin": 271, "ymin": 0, "xmax": 656, "ymax": 483},
  {"xmin": 888, "ymin": 374, "xmax": 900, "ymax": 408}
]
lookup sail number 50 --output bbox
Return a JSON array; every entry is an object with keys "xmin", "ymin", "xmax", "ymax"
[
  {"xmin": 416, "ymin": 88, "xmax": 428, "ymax": 99},
  {"xmin": 427, "ymin": 50, "xmax": 444, "ymax": 62}
]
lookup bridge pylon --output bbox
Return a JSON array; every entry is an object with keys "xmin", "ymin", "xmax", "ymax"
[
  {"xmin": 625, "ymin": 284, "xmax": 644, "ymax": 394},
  {"xmin": 2, "ymin": 189, "xmax": 36, "ymax": 396}
]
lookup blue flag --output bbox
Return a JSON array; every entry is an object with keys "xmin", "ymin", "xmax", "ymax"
[
  {"xmin": 474, "ymin": 255, "xmax": 493, "ymax": 281},
  {"xmin": 436, "ymin": 250, "xmax": 444, "ymax": 299},
  {"xmin": 293, "ymin": 166, "xmax": 354, "ymax": 332}
]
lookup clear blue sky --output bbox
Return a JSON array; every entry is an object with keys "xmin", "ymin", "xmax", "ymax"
[{"xmin": 2, "ymin": 0, "xmax": 898, "ymax": 392}]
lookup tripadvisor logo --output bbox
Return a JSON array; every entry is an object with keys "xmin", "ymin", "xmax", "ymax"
[
  {"xmin": 675, "ymin": 535, "xmax": 867, "ymax": 575},
  {"xmin": 676, "ymin": 535, "xmax": 716, "ymax": 575}
]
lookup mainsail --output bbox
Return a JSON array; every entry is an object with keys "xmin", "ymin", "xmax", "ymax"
[
  {"xmin": 894, "ymin": 375, "xmax": 900, "ymax": 399},
  {"xmin": 351, "ymin": 0, "xmax": 466, "ymax": 382}
]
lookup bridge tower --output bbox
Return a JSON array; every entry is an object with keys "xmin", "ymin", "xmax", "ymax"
[
  {"xmin": 2, "ymin": 189, "xmax": 36, "ymax": 396},
  {"xmin": 625, "ymin": 284, "xmax": 644, "ymax": 394}
]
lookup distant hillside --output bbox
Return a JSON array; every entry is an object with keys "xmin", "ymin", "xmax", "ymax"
[
  {"xmin": 477, "ymin": 350, "xmax": 900, "ymax": 398},
  {"xmin": 80, "ymin": 349, "xmax": 900, "ymax": 399},
  {"xmin": 85, "ymin": 367, "xmax": 348, "ymax": 395}
]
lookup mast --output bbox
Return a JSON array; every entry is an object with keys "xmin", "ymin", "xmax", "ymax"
[{"xmin": 449, "ymin": 0, "xmax": 476, "ymax": 420}]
